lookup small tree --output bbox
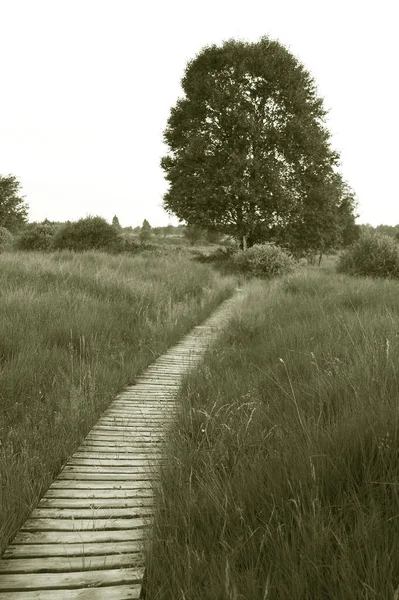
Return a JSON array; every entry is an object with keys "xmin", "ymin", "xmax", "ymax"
[
  {"xmin": 139, "ymin": 219, "xmax": 152, "ymax": 245},
  {"xmin": 183, "ymin": 224, "xmax": 204, "ymax": 246},
  {"xmin": 0, "ymin": 175, "xmax": 28, "ymax": 231},
  {"xmin": 112, "ymin": 215, "xmax": 122, "ymax": 231}
]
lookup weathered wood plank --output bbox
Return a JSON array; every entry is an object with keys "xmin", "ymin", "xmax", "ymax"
[
  {"xmin": 38, "ymin": 497, "xmax": 154, "ymax": 508},
  {"xmin": 92, "ymin": 419, "xmax": 168, "ymax": 428},
  {"xmin": 13, "ymin": 530, "xmax": 145, "ymax": 545},
  {"xmin": 3, "ymin": 541, "xmax": 141, "ymax": 558},
  {"xmin": 21, "ymin": 517, "xmax": 148, "ymax": 531},
  {"xmin": 49, "ymin": 481, "xmax": 153, "ymax": 490},
  {"xmin": 68, "ymin": 458, "xmax": 160, "ymax": 467},
  {"xmin": 78, "ymin": 440, "xmax": 163, "ymax": 456},
  {"xmin": 0, "ymin": 584, "xmax": 142, "ymax": 599},
  {"xmin": 80, "ymin": 437, "xmax": 165, "ymax": 445},
  {"xmin": 45, "ymin": 489, "xmax": 154, "ymax": 499},
  {"xmin": 57, "ymin": 473, "xmax": 155, "ymax": 482},
  {"xmin": 60, "ymin": 465, "xmax": 155, "ymax": 474},
  {"xmin": 0, "ymin": 553, "xmax": 143, "ymax": 574},
  {"xmin": 101, "ymin": 413, "xmax": 171, "ymax": 419},
  {"xmin": 0, "ymin": 567, "xmax": 142, "ymax": 591},
  {"xmin": 83, "ymin": 436, "xmax": 163, "ymax": 445},
  {"xmin": 87, "ymin": 430, "xmax": 164, "ymax": 438},
  {"xmin": 31, "ymin": 507, "xmax": 153, "ymax": 519},
  {"xmin": 73, "ymin": 452, "xmax": 161, "ymax": 460}
]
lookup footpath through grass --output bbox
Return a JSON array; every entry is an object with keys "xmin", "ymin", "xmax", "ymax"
[
  {"xmin": 146, "ymin": 267, "xmax": 399, "ymax": 599},
  {"xmin": 0, "ymin": 250, "xmax": 236, "ymax": 553}
]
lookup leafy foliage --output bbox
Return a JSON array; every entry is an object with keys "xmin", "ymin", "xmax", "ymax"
[
  {"xmin": 280, "ymin": 178, "xmax": 358, "ymax": 258},
  {"xmin": 0, "ymin": 227, "xmax": 13, "ymax": 252},
  {"xmin": 53, "ymin": 216, "xmax": 118, "ymax": 251},
  {"xmin": 161, "ymin": 37, "xmax": 347, "ymax": 250},
  {"xmin": 16, "ymin": 222, "xmax": 58, "ymax": 251},
  {"xmin": 233, "ymin": 243, "xmax": 297, "ymax": 278},
  {"xmin": 0, "ymin": 175, "xmax": 28, "ymax": 231},
  {"xmin": 337, "ymin": 232, "xmax": 399, "ymax": 279}
]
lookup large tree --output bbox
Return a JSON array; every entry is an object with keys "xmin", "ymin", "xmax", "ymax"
[
  {"xmin": 0, "ymin": 175, "xmax": 28, "ymax": 231},
  {"xmin": 161, "ymin": 37, "xmax": 352, "ymax": 250}
]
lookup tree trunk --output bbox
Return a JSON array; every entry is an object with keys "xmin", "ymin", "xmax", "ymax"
[
  {"xmin": 318, "ymin": 251, "xmax": 323, "ymax": 266},
  {"xmin": 242, "ymin": 234, "xmax": 247, "ymax": 252}
]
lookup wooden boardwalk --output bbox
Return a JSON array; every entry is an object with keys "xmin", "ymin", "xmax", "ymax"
[{"xmin": 0, "ymin": 293, "xmax": 239, "ymax": 599}]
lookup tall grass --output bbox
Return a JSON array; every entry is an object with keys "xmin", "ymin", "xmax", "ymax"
[
  {"xmin": 145, "ymin": 268, "xmax": 399, "ymax": 599},
  {"xmin": 0, "ymin": 250, "xmax": 236, "ymax": 553}
]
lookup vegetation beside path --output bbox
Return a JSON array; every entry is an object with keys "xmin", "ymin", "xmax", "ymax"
[
  {"xmin": 0, "ymin": 251, "xmax": 236, "ymax": 553},
  {"xmin": 146, "ymin": 266, "xmax": 399, "ymax": 599}
]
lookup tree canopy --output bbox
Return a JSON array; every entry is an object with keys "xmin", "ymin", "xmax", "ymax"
[
  {"xmin": 161, "ymin": 37, "xmax": 356, "ymax": 251},
  {"xmin": 0, "ymin": 175, "xmax": 28, "ymax": 231}
]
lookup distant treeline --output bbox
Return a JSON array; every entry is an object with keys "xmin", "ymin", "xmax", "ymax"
[{"xmin": 358, "ymin": 224, "xmax": 399, "ymax": 239}]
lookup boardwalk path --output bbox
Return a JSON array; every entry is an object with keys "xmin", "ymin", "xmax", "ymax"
[{"xmin": 0, "ymin": 292, "xmax": 240, "ymax": 599}]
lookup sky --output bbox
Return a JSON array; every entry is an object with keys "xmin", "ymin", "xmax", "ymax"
[{"xmin": 0, "ymin": 0, "xmax": 397, "ymax": 227}]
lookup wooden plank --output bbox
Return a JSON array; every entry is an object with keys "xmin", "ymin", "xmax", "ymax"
[
  {"xmin": 3, "ymin": 541, "xmax": 142, "ymax": 559},
  {"xmin": 84, "ymin": 436, "xmax": 163, "ymax": 444},
  {"xmin": 73, "ymin": 452, "xmax": 161, "ymax": 460},
  {"xmin": 0, "ymin": 584, "xmax": 141, "ymax": 599},
  {"xmin": 68, "ymin": 458, "xmax": 160, "ymax": 467},
  {"xmin": 93, "ymin": 422, "xmax": 166, "ymax": 429},
  {"xmin": 0, "ymin": 567, "xmax": 141, "ymax": 591},
  {"xmin": 87, "ymin": 429, "xmax": 164, "ymax": 437},
  {"xmin": 57, "ymin": 473, "xmax": 156, "ymax": 482},
  {"xmin": 99, "ymin": 414, "xmax": 172, "ymax": 421},
  {"xmin": 102, "ymin": 411, "xmax": 172, "ymax": 417},
  {"xmin": 0, "ymin": 553, "xmax": 143, "ymax": 574},
  {"xmin": 12, "ymin": 530, "xmax": 145, "ymax": 544},
  {"xmin": 38, "ymin": 498, "xmax": 154, "ymax": 508},
  {"xmin": 78, "ymin": 444, "xmax": 162, "ymax": 453},
  {"xmin": 31, "ymin": 507, "xmax": 153, "ymax": 519},
  {"xmin": 45, "ymin": 489, "xmax": 154, "ymax": 499},
  {"xmin": 58, "ymin": 472, "xmax": 157, "ymax": 487},
  {"xmin": 60, "ymin": 465, "xmax": 155, "ymax": 474},
  {"xmin": 49, "ymin": 481, "xmax": 153, "ymax": 490},
  {"xmin": 21, "ymin": 517, "xmax": 148, "ymax": 531},
  {"xmin": 106, "ymin": 406, "xmax": 172, "ymax": 411},
  {"xmin": 80, "ymin": 439, "xmax": 163, "ymax": 446},
  {"xmin": 83, "ymin": 437, "xmax": 163, "ymax": 445}
]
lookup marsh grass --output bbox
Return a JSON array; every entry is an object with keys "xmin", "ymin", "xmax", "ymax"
[
  {"xmin": 145, "ymin": 268, "xmax": 399, "ymax": 599},
  {"xmin": 0, "ymin": 250, "xmax": 235, "ymax": 552}
]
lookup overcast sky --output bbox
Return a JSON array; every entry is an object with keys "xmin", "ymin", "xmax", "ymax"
[{"xmin": 0, "ymin": 0, "xmax": 397, "ymax": 227}]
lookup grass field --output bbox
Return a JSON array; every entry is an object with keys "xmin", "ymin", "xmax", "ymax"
[
  {"xmin": 145, "ymin": 265, "xmax": 399, "ymax": 599},
  {"xmin": 0, "ymin": 250, "xmax": 236, "ymax": 553}
]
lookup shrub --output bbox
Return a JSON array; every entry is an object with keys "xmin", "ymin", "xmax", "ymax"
[
  {"xmin": 0, "ymin": 227, "xmax": 13, "ymax": 252},
  {"xmin": 53, "ymin": 216, "xmax": 118, "ymax": 252},
  {"xmin": 108, "ymin": 234, "xmax": 140, "ymax": 254},
  {"xmin": 15, "ymin": 223, "xmax": 57, "ymax": 251},
  {"xmin": 233, "ymin": 243, "xmax": 297, "ymax": 278},
  {"xmin": 337, "ymin": 232, "xmax": 399, "ymax": 279},
  {"xmin": 193, "ymin": 246, "xmax": 237, "ymax": 264}
]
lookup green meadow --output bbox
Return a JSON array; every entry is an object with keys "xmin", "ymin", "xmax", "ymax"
[
  {"xmin": 145, "ymin": 264, "xmax": 399, "ymax": 599},
  {"xmin": 0, "ymin": 250, "xmax": 236, "ymax": 553}
]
